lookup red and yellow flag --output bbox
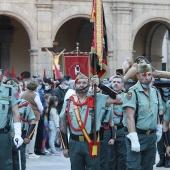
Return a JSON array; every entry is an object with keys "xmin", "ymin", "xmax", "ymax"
[{"xmin": 90, "ymin": 0, "xmax": 108, "ymax": 78}]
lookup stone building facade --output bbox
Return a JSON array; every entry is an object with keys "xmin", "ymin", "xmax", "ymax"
[{"xmin": 0, "ymin": 0, "xmax": 170, "ymax": 78}]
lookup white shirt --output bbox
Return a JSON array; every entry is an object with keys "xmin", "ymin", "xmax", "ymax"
[{"xmin": 34, "ymin": 91, "xmax": 44, "ymax": 113}]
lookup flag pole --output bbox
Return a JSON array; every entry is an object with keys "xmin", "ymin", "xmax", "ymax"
[
  {"xmin": 90, "ymin": 0, "xmax": 106, "ymax": 156},
  {"xmin": 93, "ymin": 53, "xmax": 97, "ymax": 146}
]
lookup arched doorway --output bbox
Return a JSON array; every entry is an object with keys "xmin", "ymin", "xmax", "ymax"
[
  {"xmin": 133, "ymin": 21, "xmax": 170, "ymax": 71},
  {"xmin": 54, "ymin": 17, "xmax": 93, "ymax": 73},
  {"xmin": 0, "ymin": 15, "xmax": 30, "ymax": 78}
]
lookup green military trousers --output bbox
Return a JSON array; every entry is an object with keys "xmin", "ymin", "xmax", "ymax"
[
  {"xmin": 69, "ymin": 138, "xmax": 100, "ymax": 170},
  {"xmin": 125, "ymin": 132, "xmax": 157, "ymax": 170},
  {"xmin": 12, "ymin": 134, "xmax": 26, "ymax": 170},
  {"xmin": 108, "ymin": 127, "xmax": 126, "ymax": 170},
  {"xmin": 0, "ymin": 132, "xmax": 13, "ymax": 170},
  {"xmin": 99, "ymin": 128, "xmax": 111, "ymax": 170}
]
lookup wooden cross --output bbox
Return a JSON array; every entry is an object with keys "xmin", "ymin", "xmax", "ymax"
[{"xmin": 41, "ymin": 41, "xmax": 63, "ymax": 53}]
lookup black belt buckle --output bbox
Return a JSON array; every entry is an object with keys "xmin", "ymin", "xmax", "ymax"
[
  {"xmin": 136, "ymin": 128, "xmax": 155, "ymax": 135},
  {"xmin": 79, "ymin": 136, "xmax": 85, "ymax": 142},
  {"xmin": 70, "ymin": 134, "xmax": 85, "ymax": 142},
  {"xmin": 145, "ymin": 130, "xmax": 151, "ymax": 135}
]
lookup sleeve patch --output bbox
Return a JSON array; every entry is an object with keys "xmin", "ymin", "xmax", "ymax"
[{"xmin": 126, "ymin": 92, "xmax": 132, "ymax": 100}]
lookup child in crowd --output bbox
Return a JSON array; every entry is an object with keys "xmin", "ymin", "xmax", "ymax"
[
  {"xmin": 48, "ymin": 96, "xmax": 61, "ymax": 156},
  {"xmin": 42, "ymin": 93, "xmax": 51, "ymax": 154}
]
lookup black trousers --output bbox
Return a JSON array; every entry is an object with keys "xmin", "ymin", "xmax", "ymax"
[{"xmin": 35, "ymin": 115, "xmax": 44, "ymax": 152}]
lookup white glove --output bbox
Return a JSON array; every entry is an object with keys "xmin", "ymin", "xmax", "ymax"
[
  {"xmin": 13, "ymin": 122, "xmax": 23, "ymax": 148},
  {"xmin": 156, "ymin": 124, "xmax": 162, "ymax": 142},
  {"xmin": 127, "ymin": 132, "xmax": 140, "ymax": 152}
]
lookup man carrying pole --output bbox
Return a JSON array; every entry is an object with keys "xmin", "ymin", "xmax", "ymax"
[
  {"xmin": 59, "ymin": 0, "xmax": 114, "ymax": 168},
  {"xmin": 59, "ymin": 72, "xmax": 121, "ymax": 169}
]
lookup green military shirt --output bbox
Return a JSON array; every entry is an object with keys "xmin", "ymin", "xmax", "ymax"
[
  {"xmin": 163, "ymin": 100, "xmax": 170, "ymax": 122},
  {"xmin": 113, "ymin": 92, "xmax": 126, "ymax": 125},
  {"xmin": 122, "ymin": 81, "xmax": 159, "ymax": 130},
  {"xmin": 0, "ymin": 83, "xmax": 19, "ymax": 129},
  {"xmin": 11, "ymin": 99, "xmax": 35, "ymax": 132},
  {"xmin": 60, "ymin": 93, "xmax": 108, "ymax": 135},
  {"xmin": 101, "ymin": 105, "xmax": 113, "ymax": 123},
  {"xmin": 152, "ymin": 86, "xmax": 163, "ymax": 112}
]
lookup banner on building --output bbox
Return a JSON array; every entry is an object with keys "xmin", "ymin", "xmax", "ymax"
[{"xmin": 63, "ymin": 52, "xmax": 90, "ymax": 79}]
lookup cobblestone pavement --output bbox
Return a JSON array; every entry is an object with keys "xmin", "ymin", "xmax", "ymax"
[{"xmin": 26, "ymin": 149, "xmax": 167, "ymax": 170}]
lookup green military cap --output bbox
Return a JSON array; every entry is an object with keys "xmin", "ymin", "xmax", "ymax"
[
  {"xmin": 75, "ymin": 72, "xmax": 88, "ymax": 83},
  {"xmin": 137, "ymin": 63, "xmax": 152, "ymax": 74},
  {"xmin": 76, "ymin": 72, "xmax": 88, "ymax": 80}
]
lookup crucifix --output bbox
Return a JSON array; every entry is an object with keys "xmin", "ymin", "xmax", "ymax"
[
  {"xmin": 42, "ymin": 41, "xmax": 60, "ymax": 53},
  {"xmin": 42, "ymin": 41, "xmax": 66, "ymax": 70}
]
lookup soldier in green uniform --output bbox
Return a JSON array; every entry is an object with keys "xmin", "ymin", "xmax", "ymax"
[
  {"xmin": 12, "ymin": 98, "xmax": 36, "ymax": 170},
  {"xmin": 162, "ymin": 99, "xmax": 170, "ymax": 167},
  {"xmin": 108, "ymin": 75, "xmax": 127, "ymax": 170},
  {"xmin": 59, "ymin": 73, "xmax": 121, "ymax": 170},
  {"xmin": 88, "ymin": 85, "xmax": 115, "ymax": 170},
  {"xmin": 156, "ymin": 87, "xmax": 170, "ymax": 167},
  {"xmin": 0, "ymin": 69, "xmax": 23, "ymax": 170},
  {"xmin": 148, "ymin": 77, "xmax": 166, "ymax": 168},
  {"xmin": 99, "ymin": 104, "xmax": 115, "ymax": 170},
  {"xmin": 122, "ymin": 63, "xmax": 163, "ymax": 170}
]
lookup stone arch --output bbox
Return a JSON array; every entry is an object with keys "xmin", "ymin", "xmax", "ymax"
[
  {"xmin": 132, "ymin": 10, "xmax": 170, "ymax": 46},
  {"xmin": 52, "ymin": 6, "xmax": 112, "ymax": 48},
  {"xmin": 0, "ymin": 3, "xmax": 38, "ymax": 49},
  {"xmin": 52, "ymin": 6, "xmax": 91, "ymax": 40},
  {"xmin": 145, "ymin": 24, "xmax": 168, "ymax": 57},
  {"xmin": 132, "ymin": 10, "xmax": 170, "ymax": 70}
]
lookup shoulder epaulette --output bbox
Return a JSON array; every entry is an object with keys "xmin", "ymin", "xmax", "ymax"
[{"xmin": 129, "ymin": 85, "xmax": 137, "ymax": 91}]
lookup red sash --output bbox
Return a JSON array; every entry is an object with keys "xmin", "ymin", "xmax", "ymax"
[{"xmin": 67, "ymin": 95, "xmax": 99, "ymax": 157}]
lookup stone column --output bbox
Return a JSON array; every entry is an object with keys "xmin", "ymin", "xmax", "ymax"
[
  {"xmin": 107, "ymin": 50, "xmax": 114, "ymax": 78},
  {"xmin": 167, "ymin": 38, "xmax": 170, "ymax": 72},
  {"xmin": 36, "ymin": 3, "xmax": 53, "ymax": 77},
  {"xmin": 111, "ymin": 2, "xmax": 132, "ymax": 73},
  {"xmin": 29, "ymin": 49, "xmax": 38, "ymax": 76}
]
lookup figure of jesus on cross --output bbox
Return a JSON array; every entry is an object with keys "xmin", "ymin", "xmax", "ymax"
[{"xmin": 44, "ymin": 41, "xmax": 66, "ymax": 70}]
